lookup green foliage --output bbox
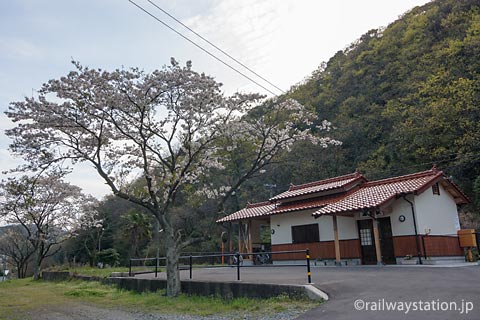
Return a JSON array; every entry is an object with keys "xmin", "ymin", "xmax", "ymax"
[
  {"xmin": 64, "ymin": 196, "xmax": 157, "ymax": 266},
  {"xmin": 96, "ymin": 249, "xmax": 120, "ymax": 267},
  {"xmin": 474, "ymin": 176, "xmax": 480, "ymax": 207},
  {"xmin": 122, "ymin": 210, "xmax": 152, "ymax": 259},
  {"xmin": 50, "ymin": 266, "xmax": 127, "ymax": 278}
]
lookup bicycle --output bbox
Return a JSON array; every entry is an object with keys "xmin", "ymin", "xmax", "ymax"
[
  {"xmin": 255, "ymin": 252, "xmax": 271, "ymax": 265},
  {"xmin": 231, "ymin": 253, "xmax": 244, "ymax": 266}
]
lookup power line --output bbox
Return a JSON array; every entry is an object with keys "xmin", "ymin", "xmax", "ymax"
[
  {"xmin": 128, "ymin": 0, "xmax": 280, "ymax": 96},
  {"xmin": 146, "ymin": 0, "xmax": 286, "ymax": 95}
]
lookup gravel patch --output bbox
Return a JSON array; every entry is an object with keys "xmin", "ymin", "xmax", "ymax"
[{"xmin": 26, "ymin": 302, "xmax": 308, "ymax": 320}]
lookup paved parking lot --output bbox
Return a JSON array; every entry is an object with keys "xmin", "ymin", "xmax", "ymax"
[{"xmin": 141, "ymin": 264, "xmax": 480, "ymax": 320}]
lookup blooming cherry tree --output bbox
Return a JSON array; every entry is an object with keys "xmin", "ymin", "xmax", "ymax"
[
  {"xmin": 0, "ymin": 227, "xmax": 35, "ymax": 278},
  {"xmin": 5, "ymin": 59, "xmax": 337, "ymax": 295},
  {"xmin": 0, "ymin": 173, "xmax": 92, "ymax": 280}
]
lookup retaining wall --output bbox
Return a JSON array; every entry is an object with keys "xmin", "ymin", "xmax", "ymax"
[{"xmin": 41, "ymin": 271, "xmax": 326, "ymax": 301}]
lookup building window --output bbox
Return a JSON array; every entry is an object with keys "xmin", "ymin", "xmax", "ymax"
[
  {"xmin": 432, "ymin": 183, "xmax": 440, "ymax": 195},
  {"xmin": 291, "ymin": 224, "xmax": 319, "ymax": 244},
  {"xmin": 359, "ymin": 228, "xmax": 373, "ymax": 246}
]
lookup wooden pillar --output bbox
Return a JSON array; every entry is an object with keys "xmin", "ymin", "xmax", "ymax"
[
  {"xmin": 228, "ymin": 222, "xmax": 233, "ymax": 254},
  {"xmin": 372, "ymin": 217, "xmax": 382, "ymax": 265},
  {"xmin": 248, "ymin": 220, "xmax": 253, "ymax": 255},
  {"xmin": 238, "ymin": 221, "xmax": 242, "ymax": 253},
  {"xmin": 332, "ymin": 214, "xmax": 341, "ymax": 264}
]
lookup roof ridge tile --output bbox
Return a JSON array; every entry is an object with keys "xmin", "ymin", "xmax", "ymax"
[
  {"xmin": 246, "ymin": 201, "xmax": 272, "ymax": 208},
  {"xmin": 288, "ymin": 172, "xmax": 362, "ymax": 191},
  {"xmin": 364, "ymin": 169, "xmax": 441, "ymax": 187}
]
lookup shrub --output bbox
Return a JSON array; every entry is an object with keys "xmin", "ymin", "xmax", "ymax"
[{"xmin": 96, "ymin": 249, "xmax": 120, "ymax": 267}]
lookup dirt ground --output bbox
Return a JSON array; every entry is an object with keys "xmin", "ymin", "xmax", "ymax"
[{"xmin": 23, "ymin": 301, "xmax": 306, "ymax": 320}]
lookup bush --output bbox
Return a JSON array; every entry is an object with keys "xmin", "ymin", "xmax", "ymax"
[{"xmin": 96, "ymin": 249, "xmax": 120, "ymax": 267}]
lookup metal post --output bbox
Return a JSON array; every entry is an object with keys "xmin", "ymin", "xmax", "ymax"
[
  {"xmin": 306, "ymin": 249, "xmax": 312, "ymax": 284},
  {"xmin": 422, "ymin": 235, "xmax": 427, "ymax": 259},
  {"xmin": 221, "ymin": 241, "xmax": 225, "ymax": 266},
  {"xmin": 129, "ymin": 259, "xmax": 132, "ymax": 277},
  {"xmin": 236, "ymin": 252, "xmax": 241, "ymax": 281},
  {"xmin": 155, "ymin": 257, "xmax": 158, "ymax": 278},
  {"xmin": 189, "ymin": 255, "xmax": 193, "ymax": 279},
  {"xmin": 402, "ymin": 195, "xmax": 423, "ymax": 265},
  {"xmin": 221, "ymin": 230, "xmax": 227, "ymax": 266}
]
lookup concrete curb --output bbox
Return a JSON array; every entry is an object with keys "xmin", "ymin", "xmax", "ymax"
[
  {"xmin": 41, "ymin": 271, "xmax": 328, "ymax": 301},
  {"xmin": 303, "ymin": 284, "xmax": 329, "ymax": 301}
]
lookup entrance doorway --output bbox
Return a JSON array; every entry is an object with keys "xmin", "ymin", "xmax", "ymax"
[
  {"xmin": 358, "ymin": 219, "xmax": 376, "ymax": 264},
  {"xmin": 357, "ymin": 217, "xmax": 396, "ymax": 265},
  {"xmin": 378, "ymin": 217, "xmax": 396, "ymax": 264}
]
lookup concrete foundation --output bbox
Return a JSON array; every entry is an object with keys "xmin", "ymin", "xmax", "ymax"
[
  {"xmin": 395, "ymin": 256, "xmax": 465, "ymax": 265},
  {"xmin": 41, "ymin": 271, "xmax": 326, "ymax": 301},
  {"xmin": 273, "ymin": 259, "xmax": 361, "ymax": 266}
]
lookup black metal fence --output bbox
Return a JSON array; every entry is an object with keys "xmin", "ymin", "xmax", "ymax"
[{"xmin": 129, "ymin": 249, "xmax": 312, "ymax": 283}]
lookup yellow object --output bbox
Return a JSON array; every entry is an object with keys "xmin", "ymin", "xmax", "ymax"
[
  {"xmin": 458, "ymin": 229, "xmax": 477, "ymax": 247},
  {"xmin": 467, "ymin": 248, "xmax": 473, "ymax": 262}
]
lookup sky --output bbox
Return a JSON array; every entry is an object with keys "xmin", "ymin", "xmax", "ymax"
[{"xmin": 0, "ymin": 0, "xmax": 431, "ymax": 199}]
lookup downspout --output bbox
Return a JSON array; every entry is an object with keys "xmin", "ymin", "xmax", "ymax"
[{"xmin": 402, "ymin": 195, "xmax": 423, "ymax": 265}]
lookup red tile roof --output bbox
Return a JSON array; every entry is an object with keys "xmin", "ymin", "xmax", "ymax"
[
  {"xmin": 216, "ymin": 201, "xmax": 275, "ymax": 223},
  {"xmin": 312, "ymin": 169, "xmax": 467, "ymax": 216},
  {"xmin": 272, "ymin": 194, "xmax": 347, "ymax": 214},
  {"xmin": 216, "ymin": 168, "xmax": 470, "ymax": 223},
  {"xmin": 269, "ymin": 172, "xmax": 365, "ymax": 201}
]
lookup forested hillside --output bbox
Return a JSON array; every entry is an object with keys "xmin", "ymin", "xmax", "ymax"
[{"xmin": 264, "ymin": 0, "xmax": 480, "ymax": 216}]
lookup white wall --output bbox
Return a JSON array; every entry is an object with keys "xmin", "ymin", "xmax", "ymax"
[
  {"xmin": 337, "ymin": 216, "xmax": 358, "ymax": 240},
  {"xmin": 388, "ymin": 195, "xmax": 417, "ymax": 236},
  {"xmin": 317, "ymin": 215, "xmax": 333, "ymax": 241},
  {"xmin": 271, "ymin": 210, "xmax": 316, "ymax": 244},
  {"xmin": 270, "ymin": 210, "xmax": 358, "ymax": 245},
  {"xmin": 414, "ymin": 184, "xmax": 461, "ymax": 235},
  {"xmin": 384, "ymin": 186, "xmax": 461, "ymax": 236}
]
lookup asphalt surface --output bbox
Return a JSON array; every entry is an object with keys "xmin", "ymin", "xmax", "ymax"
[{"xmin": 139, "ymin": 264, "xmax": 480, "ymax": 320}]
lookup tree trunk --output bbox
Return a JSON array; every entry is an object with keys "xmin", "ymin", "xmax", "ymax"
[
  {"xmin": 33, "ymin": 253, "xmax": 40, "ymax": 280},
  {"xmin": 22, "ymin": 262, "xmax": 28, "ymax": 278},
  {"xmin": 16, "ymin": 259, "xmax": 28, "ymax": 278},
  {"xmin": 33, "ymin": 242, "xmax": 44, "ymax": 280},
  {"xmin": 33, "ymin": 258, "xmax": 40, "ymax": 280},
  {"xmin": 84, "ymin": 238, "xmax": 95, "ymax": 267},
  {"xmin": 17, "ymin": 262, "xmax": 22, "ymax": 278},
  {"xmin": 164, "ymin": 228, "xmax": 181, "ymax": 297}
]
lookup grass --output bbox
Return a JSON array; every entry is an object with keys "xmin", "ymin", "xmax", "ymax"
[
  {"xmin": 46, "ymin": 265, "xmax": 130, "ymax": 278},
  {"xmin": 0, "ymin": 278, "xmax": 320, "ymax": 319}
]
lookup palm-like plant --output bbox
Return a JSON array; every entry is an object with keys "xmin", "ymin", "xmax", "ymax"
[{"xmin": 123, "ymin": 210, "xmax": 152, "ymax": 259}]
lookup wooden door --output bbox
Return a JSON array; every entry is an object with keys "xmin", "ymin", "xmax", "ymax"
[
  {"xmin": 378, "ymin": 217, "xmax": 396, "ymax": 264},
  {"xmin": 357, "ymin": 219, "xmax": 376, "ymax": 264}
]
